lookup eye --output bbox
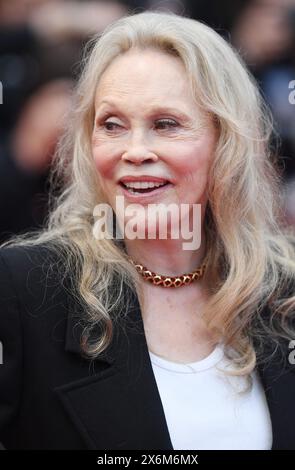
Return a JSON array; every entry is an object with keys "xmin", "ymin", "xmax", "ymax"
[
  {"xmin": 102, "ymin": 120, "xmax": 122, "ymax": 132},
  {"xmin": 155, "ymin": 119, "xmax": 179, "ymax": 130}
]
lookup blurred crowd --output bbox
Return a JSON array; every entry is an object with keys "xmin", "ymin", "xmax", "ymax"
[{"xmin": 0, "ymin": 0, "xmax": 294, "ymax": 244}]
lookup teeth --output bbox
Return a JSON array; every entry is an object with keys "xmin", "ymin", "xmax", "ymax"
[{"xmin": 123, "ymin": 181, "xmax": 166, "ymax": 189}]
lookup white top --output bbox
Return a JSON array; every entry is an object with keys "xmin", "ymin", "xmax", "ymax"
[{"xmin": 149, "ymin": 344, "xmax": 273, "ymax": 450}]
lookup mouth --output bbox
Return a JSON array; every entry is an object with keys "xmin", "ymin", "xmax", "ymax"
[
  {"xmin": 118, "ymin": 176, "xmax": 173, "ymax": 197},
  {"xmin": 119, "ymin": 180, "xmax": 170, "ymax": 194}
]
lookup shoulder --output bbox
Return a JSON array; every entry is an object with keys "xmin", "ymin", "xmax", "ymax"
[
  {"xmin": 0, "ymin": 243, "xmax": 59, "ymax": 280},
  {"xmin": 0, "ymin": 242, "xmax": 70, "ymax": 323}
]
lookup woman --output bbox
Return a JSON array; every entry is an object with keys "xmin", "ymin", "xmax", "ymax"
[{"xmin": 0, "ymin": 11, "xmax": 295, "ymax": 450}]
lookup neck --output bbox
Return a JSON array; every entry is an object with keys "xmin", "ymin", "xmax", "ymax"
[{"xmin": 124, "ymin": 232, "xmax": 207, "ymax": 277}]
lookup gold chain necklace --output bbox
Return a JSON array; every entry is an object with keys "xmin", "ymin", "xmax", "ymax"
[{"xmin": 129, "ymin": 258, "xmax": 207, "ymax": 288}]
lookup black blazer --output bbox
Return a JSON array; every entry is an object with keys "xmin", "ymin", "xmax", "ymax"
[{"xmin": 0, "ymin": 244, "xmax": 294, "ymax": 450}]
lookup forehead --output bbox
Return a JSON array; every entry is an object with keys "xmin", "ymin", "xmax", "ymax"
[{"xmin": 94, "ymin": 49, "xmax": 191, "ymax": 106}]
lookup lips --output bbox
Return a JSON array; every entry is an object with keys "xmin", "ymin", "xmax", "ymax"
[
  {"xmin": 119, "ymin": 176, "xmax": 171, "ymax": 195},
  {"xmin": 118, "ymin": 175, "xmax": 173, "ymax": 199},
  {"xmin": 119, "ymin": 175, "xmax": 169, "ymax": 184}
]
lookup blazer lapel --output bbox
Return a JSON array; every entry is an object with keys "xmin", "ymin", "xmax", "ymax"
[
  {"xmin": 55, "ymin": 289, "xmax": 174, "ymax": 450},
  {"xmin": 253, "ymin": 300, "xmax": 295, "ymax": 450},
  {"xmin": 256, "ymin": 339, "xmax": 295, "ymax": 449}
]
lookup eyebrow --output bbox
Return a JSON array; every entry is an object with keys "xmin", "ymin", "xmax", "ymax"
[{"xmin": 96, "ymin": 100, "xmax": 192, "ymax": 121}]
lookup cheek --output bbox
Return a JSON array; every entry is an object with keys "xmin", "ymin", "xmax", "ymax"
[
  {"xmin": 92, "ymin": 142, "xmax": 117, "ymax": 180},
  {"xmin": 169, "ymin": 139, "xmax": 214, "ymax": 179},
  {"xmin": 167, "ymin": 137, "xmax": 215, "ymax": 206}
]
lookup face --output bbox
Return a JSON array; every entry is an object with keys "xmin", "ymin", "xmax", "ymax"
[{"xmin": 92, "ymin": 48, "xmax": 217, "ymax": 239}]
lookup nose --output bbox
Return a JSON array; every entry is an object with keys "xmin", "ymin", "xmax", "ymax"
[{"xmin": 121, "ymin": 130, "xmax": 158, "ymax": 165}]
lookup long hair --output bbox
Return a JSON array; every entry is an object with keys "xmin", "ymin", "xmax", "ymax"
[{"xmin": 2, "ymin": 11, "xmax": 295, "ymax": 377}]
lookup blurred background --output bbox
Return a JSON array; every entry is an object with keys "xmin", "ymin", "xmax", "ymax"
[{"xmin": 0, "ymin": 0, "xmax": 294, "ymax": 244}]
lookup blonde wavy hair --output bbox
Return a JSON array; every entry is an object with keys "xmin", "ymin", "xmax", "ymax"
[{"xmin": 2, "ymin": 11, "xmax": 295, "ymax": 377}]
